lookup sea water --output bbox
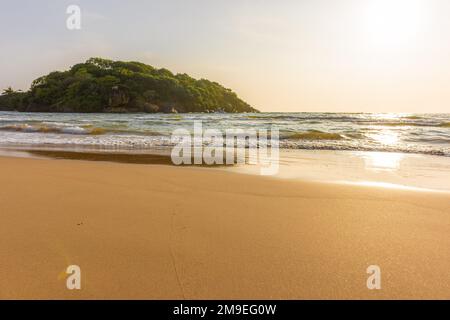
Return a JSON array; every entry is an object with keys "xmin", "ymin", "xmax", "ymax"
[{"xmin": 0, "ymin": 112, "xmax": 449, "ymax": 156}]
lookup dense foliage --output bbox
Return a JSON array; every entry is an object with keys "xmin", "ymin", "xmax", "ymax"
[{"xmin": 0, "ymin": 58, "xmax": 257, "ymax": 113}]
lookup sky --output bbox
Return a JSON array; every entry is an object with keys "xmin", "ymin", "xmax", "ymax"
[{"xmin": 1, "ymin": 0, "xmax": 450, "ymax": 113}]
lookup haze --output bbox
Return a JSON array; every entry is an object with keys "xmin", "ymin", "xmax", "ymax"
[{"xmin": 1, "ymin": 0, "xmax": 450, "ymax": 113}]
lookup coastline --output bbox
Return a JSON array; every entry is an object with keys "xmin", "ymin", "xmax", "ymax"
[
  {"xmin": 2, "ymin": 146, "xmax": 449, "ymax": 192},
  {"xmin": 0, "ymin": 155, "xmax": 449, "ymax": 299}
]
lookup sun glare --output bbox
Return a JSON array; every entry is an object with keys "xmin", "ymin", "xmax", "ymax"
[
  {"xmin": 370, "ymin": 131, "xmax": 399, "ymax": 146},
  {"xmin": 364, "ymin": 152, "xmax": 404, "ymax": 171},
  {"xmin": 362, "ymin": 0, "xmax": 426, "ymax": 50}
]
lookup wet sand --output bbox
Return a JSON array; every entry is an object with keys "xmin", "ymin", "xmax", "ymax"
[{"xmin": 0, "ymin": 155, "xmax": 449, "ymax": 299}]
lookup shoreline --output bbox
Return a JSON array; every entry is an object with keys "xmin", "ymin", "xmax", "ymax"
[
  {"xmin": 0, "ymin": 155, "xmax": 449, "ymax": 299},
  {"xmin": 1, "ymin": 146, "xmax": 448, "ymax": 192}
]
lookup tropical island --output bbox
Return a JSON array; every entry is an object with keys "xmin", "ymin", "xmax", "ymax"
[{"xmin": 0, "ymin": 58, "xmax": 257, "ymax": 113}]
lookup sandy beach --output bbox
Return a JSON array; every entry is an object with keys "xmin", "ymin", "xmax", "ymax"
[{"xmin": 0, "ymin": 155, "xmax": 449, "ymax": 299}]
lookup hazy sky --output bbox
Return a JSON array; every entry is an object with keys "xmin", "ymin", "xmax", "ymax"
[{"xmin": 1, "ymin": 0, "xmax": 450, "ymax": 112}]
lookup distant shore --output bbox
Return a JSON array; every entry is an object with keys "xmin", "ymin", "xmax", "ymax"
[{"xmin": 0, "ymin": 155, "xmax": 449, "ymax": 299}]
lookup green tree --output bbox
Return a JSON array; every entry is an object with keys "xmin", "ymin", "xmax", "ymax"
[{"xmin": 0, "ymin": 58, "xmax": 258, "ymax": 113}]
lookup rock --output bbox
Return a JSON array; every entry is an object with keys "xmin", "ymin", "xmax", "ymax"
[
  {"xmin": 159, "ymin": 103, "xmax": 179, "ymax": 113},
  {"xmin": 108, "ymin": 87, "xmax": 130, "ymax": 108},
  {"xmin": 143, "ymin": 103, "xmax": 160, "ymax": 113}
]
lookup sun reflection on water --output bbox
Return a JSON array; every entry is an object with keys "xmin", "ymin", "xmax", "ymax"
[
  {"xmin": 370, "ymin": 131, "xmax": 399, "ymax": 146},
  {"xmin": 364, "ymin": 152, "xmax": 404, "ymax": 171}
]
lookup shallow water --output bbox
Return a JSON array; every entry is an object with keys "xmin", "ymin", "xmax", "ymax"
[
  {"xmin": 0, "ymin": 111, "xmax": 449, "ymax": 156},
  {"xmin": 226, "ymin": 149, "xmax": 450, "ymax": 192}
]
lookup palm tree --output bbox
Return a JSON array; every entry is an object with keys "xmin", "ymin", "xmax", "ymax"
[{"xmin": 2, "ymin": 87, "xmax": 15, "ymax": 95}]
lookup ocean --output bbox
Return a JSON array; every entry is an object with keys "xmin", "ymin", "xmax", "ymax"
[{"xmin": 0, "ymin": 111, "xmax": 449, "ymax": 156}]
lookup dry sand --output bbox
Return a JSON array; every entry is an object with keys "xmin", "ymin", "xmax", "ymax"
[{"xmin": 0, "ymin": 156, "xmax": 449, "ymax": 299}]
